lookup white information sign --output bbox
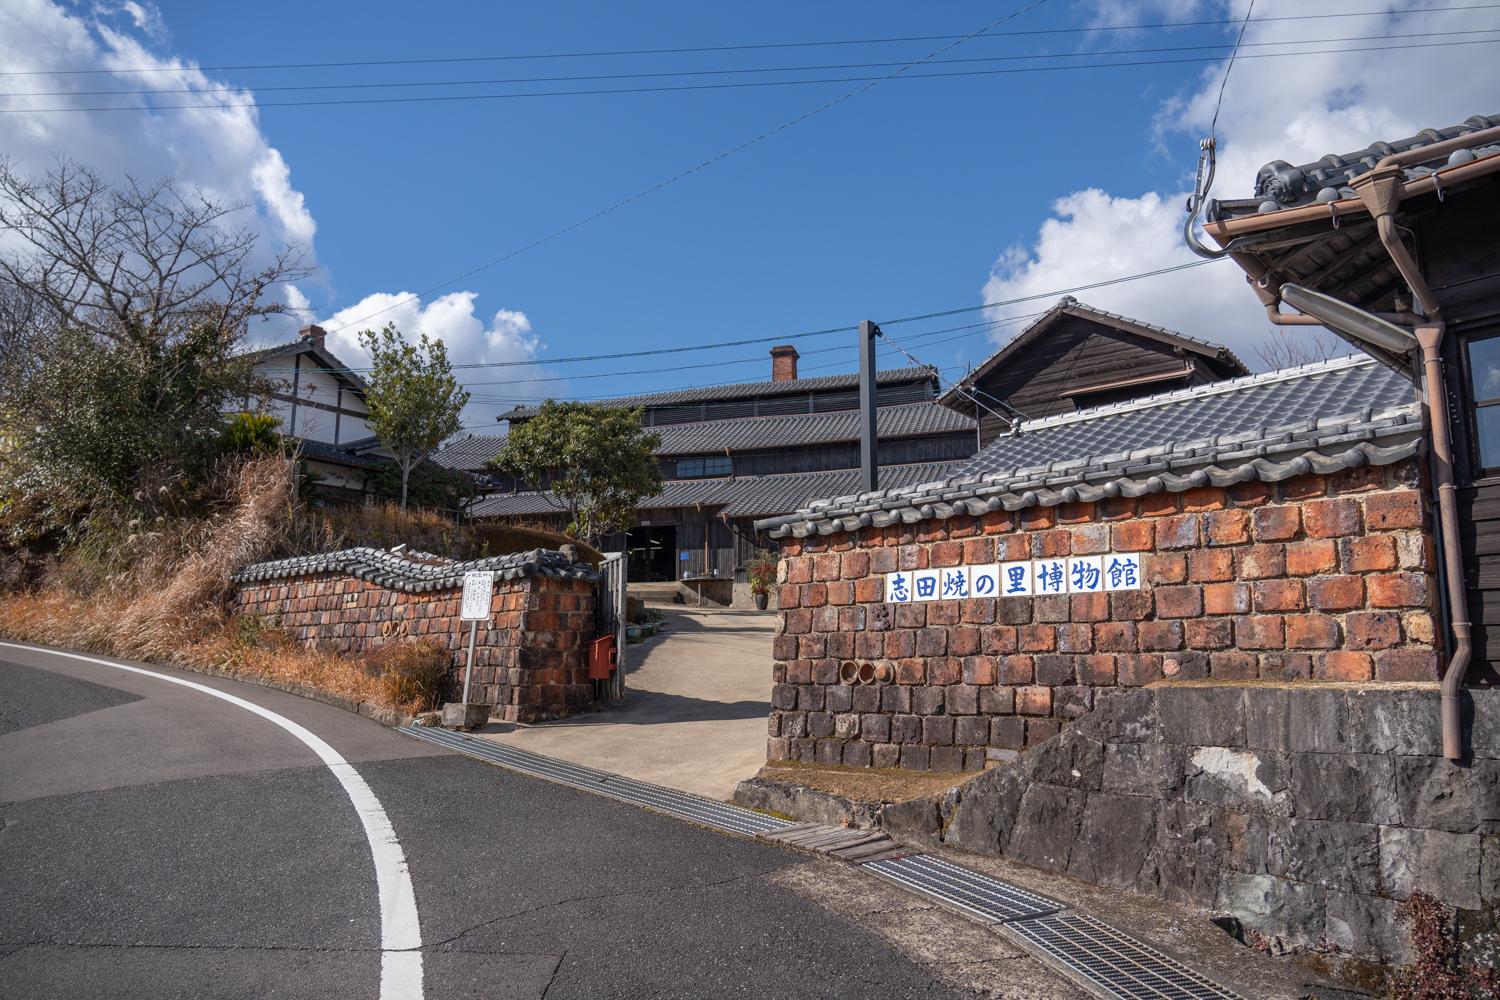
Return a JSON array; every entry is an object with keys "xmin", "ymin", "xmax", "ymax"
[{"xmin": 460, "ymin": 571, "xmax": 496, "ymax": 622}]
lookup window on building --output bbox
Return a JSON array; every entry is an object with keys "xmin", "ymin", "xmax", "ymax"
[
  {"xmin": 676, "ymin": 455, "xmax": 732, "ymax": 478},
  {"xmin": 1468, "ymin": 334, "xmax": 1500, "ymax": 473}
]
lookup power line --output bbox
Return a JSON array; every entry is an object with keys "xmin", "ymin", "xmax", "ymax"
[
  {"xmin": 13, "ymin": 35, "xmax": 1500, "ymax": 113},
  {"xmin": 294, "ymin": 258, "xmax": 1215, "ymax": 376},
  {"xmin": 14, "ymin": 26, "xmax": 1492, "ymax": 98},
  {"xmin": 1210, "ymin": 0, "xmax": 1258, "ymax": 138},
  {"xmin": 308, "ymin": 0, "xmax": 1053, "ymax": 337},
  {"xmin": 11, "ymin": 3, "xmax": 1495, "ymax": 76}
]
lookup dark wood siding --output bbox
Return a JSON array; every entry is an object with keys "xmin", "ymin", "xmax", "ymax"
[
  {"xmin": 668, "ymin": 432, "xmax": 975, "ymax": 479},
  {"xmin": 968, "ymin": 315, "xmax": 1198, "ymax": 443}
]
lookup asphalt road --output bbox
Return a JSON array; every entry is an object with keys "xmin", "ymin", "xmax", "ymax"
[{"xmin": 0, "ymin": 642, "xmax": 1052, "ymax": 1000}]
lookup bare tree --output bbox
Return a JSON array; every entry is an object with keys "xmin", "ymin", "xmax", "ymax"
[
  {"xmin": 1254, "ymin": 326, "xmax": 1347, "ymax": 371},
  {"xmin": 0, "ymin": 158, "xmax": 311, "ymax": 351}
]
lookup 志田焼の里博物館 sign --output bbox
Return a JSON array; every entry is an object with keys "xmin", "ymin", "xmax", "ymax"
[{"xmin": 884, "ymin": 555, "xmax": 1142, "ymax": 603}]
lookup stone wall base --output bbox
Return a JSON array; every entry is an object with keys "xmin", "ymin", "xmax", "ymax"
[{"xmin": 879, "ymin": 681, "xmax": 1500, "ymax": 969}]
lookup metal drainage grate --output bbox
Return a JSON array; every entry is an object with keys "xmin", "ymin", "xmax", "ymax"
[
  {"xmin": 403, "ymin": 726, "xmax": 790, "ymax": 837},
  {"xmin": 862, "ymin": 853, "xmax": 1062, "ymax": 923},
  {"xmin": 1003, "ymin": 913, "xmax": 1246, "ymax": 1000}
]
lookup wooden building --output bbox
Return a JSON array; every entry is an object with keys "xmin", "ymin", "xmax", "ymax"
[
  {"xmin": 937, "ymin": 297, "xmax": 1248, "ymax": 446},
  {"xmin": 453, "ymin": 314, "xmax": 1249, "ymax": 592},
  {"xmin": 1203, "ymin": 111, "xmax": 1500, "ymax": 682}
]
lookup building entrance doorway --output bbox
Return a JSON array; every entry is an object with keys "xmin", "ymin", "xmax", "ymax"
[{"xmin": 627, "ymin": 525, "xmax": 677, "ymax": 582}]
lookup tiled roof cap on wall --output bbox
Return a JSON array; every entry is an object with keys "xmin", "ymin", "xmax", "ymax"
[
  {"xmin": 753, "ymin": 356, "xmax": 1423, "ymax": 539},
  {"xmin": 232, "ymin": 546, "xmax": 598, "ymax": 592}
]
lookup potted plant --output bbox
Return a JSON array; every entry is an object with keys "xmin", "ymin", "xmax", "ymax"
[{"xmin": 747, "ymin": 550, "xmax": 777, "ymax": 610}]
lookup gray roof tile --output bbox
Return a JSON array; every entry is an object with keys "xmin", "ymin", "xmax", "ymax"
[
  {"xmin": 432, "ymin": 434, "xmax": 507, "ymax": 471},
  {"xmin": 233, "ymin": 546, "xmax": 598, "ymax": 589},
  {"xmin": 754, "ymin": 356, "xmax": 1423, "ymax": 538},
  {"xmin": 499, "ymin": 366, "xmax": 934, "ymax": 420},
  {"xmin": 654, "ymin": 401, "xmax": 972, "ymax": 455}
]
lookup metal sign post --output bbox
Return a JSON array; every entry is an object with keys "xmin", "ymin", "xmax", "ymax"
[{"xmin": 442, "ymin": 570, "xmax": 495, "ymax": 729}]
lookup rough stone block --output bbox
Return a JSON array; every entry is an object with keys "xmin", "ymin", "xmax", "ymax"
[
  {"xmin": 1072, "ymin": 687, "xmax": 1157, "ymax": 744},
  {"xmin": 1267, "ymin": 819, "xmax": 1381, "ymax": 894},
  {"xmin": 1026, "ymin": 732, "xmax": 1104, "ymax": 789},
  {"xmin": 1068, "ymin": 791, "xmax": 1158, "ymax": 890},
  {"xmin": 1216, "ymin": 872, "xmax": 1326, "ymax": 951},
  {"xmin": 1380, "ymin": 826, "xmax": 1482, "ymax": 909},
  {"xmin": 1290, "ymin": 752, "xmax": 1400, "ymax": 825},
  {"xmin": 942, "ymin": 765, "xmax": 1024, "ymax": 855},
  {"xmin": 1345, "ymin": 688, "xmax": 1443, "ymax": 756},
  {"xmin": 1327, "ymin": 891, "xmax": 1413, "ymax": 965},
  {"xmin": 1005, "ymin": 783, "xmax": 1087, "ymax": 873},
  {"xmin": 1157, "ymin": 686, "xmax": 1246, "ymax": 747},
  {"xmin": 1102, "ymin": 743, "xmax": 1183, "ymax": 799},
  {"xmin": 1185, "ymin": 746, "xmax": 1289, "ymax": 816},
  {"xmin": 1395, "ymin": 756, "xmax": 1499, "ymax": 834}
]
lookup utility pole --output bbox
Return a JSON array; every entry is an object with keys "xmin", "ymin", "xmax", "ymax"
[{"xmin": 859, "ymin": 320, "xmax": 881, "ymax": 492}]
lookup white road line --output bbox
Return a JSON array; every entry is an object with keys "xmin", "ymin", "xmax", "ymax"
[{"xmin": 0, "ymin": 642, "xmax": 424, "ymax": 1000}]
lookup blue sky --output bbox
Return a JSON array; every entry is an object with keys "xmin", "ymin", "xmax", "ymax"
[{"xmin": 4, "ymin": 1, "xmax": 1499, "ymax": 428}]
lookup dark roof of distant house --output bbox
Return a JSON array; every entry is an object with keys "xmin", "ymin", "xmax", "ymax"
[
  {"xmin": 1209, "ymin": 113, "xmax": 1500, "ymax": 221},
  {"xmin": 465, "ymin": 461, "xmax": 960, "ymax": 521},
  {"xmin": 654, "ymin": 401, "xmax": 972, "ymax": 456},
  {"xmin": 498, "ymin": 366, "xmax": 936, "ymax": 421},
  {"xmin": 244, "ymin": 337, "xmax": 370, "ymax": 392},
  {"xmin": 755, "ymin": 355, "xmax": 1422, "ymax": 538},
  {"xmin": 937, "ymin": 297, "xmax": 1247, "ymax": 409},
  {"xmin": 297, "ymin": 437, "xmax": 385, "ymax": 470},
  {"xmin": 432, "ymin": 434, "xmax": 507, "ymax": 472}
]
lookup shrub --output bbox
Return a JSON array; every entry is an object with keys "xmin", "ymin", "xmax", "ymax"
[
  {"xmin": 1390, "ymin": 890, "xmax": 1500, "ymax": 1000},
  {"xmin": 367, "ymin": 639, "xmax": 451, "ymax": 712}
]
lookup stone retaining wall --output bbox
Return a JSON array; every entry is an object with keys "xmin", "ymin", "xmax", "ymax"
[
  {"xmin": 768, "ymin": 460, "xmax": 1440, "ymax": 772},
  {"xmin": 881, "ymin": 682, "xmax": 1499, "ymax": 969},
  {"xmin": 232, "ymin": 548, "xmax": 597, "ymax": 721}
]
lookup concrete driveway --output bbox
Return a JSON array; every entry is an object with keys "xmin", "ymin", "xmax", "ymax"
[{"xmin": 473, "ymin": 607, "xmax": 774, "ymax": 799}]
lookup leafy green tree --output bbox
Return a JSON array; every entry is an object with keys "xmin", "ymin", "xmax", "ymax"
[
  {"xmin": 491, "ymin": 401, "xmax": 662, "ymax": 542},
  {"xmin": 365, "ymin": 459, "xmax": 478, "ymax": 511},
  {"xmin": 358, "ymin": 323, "xmax": 470, "ymax": 510}
]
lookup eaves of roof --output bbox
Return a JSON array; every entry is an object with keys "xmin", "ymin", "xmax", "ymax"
[
  {"xmin": 233, "ymin": 546, "xmax": 597, "ymax": 590},
  {"xmin": 935, "ymin": 297, "xmax": 1247, "ymax": 409}
]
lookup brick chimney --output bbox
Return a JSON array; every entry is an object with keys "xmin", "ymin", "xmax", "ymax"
[
  {"xmin": 299, "ymin": 324, "xmax": 326, "ymax": 346},
  {"xmin": 770, "ymin": 344, "xmax": 800, "ymax": 382}
]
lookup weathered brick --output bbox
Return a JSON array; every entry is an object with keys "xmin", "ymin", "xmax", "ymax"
[
  {"xmin": 929, "ymin": 541, "xmax": 963, "ymax": 567},
  {"xmin": 997, "ymin": 655, "xmax": 1034, "ymax": 684},
  {"xmin": 1340, "ymin": 535, "xmax": 1397, "ymax": 573},
  {"xmin": 947, "ymin": 684, "xmax": 979, "ymax": 715},
  {"xmin": 1253, "ymin": 579, "xmax": 1305, "ymax": 612},
  {"xmin": 1071, "ymin": 523, "xmax": 1111, "ymax": 555},
  {"xmin": 1366, "ymin": 572, "xmax": 1429, "ymax": 609},
  {"xmin": 912, "ymin": 686, "xmax": 944, "ymax": 715},
  {"xmin": 1025, "ymin": 719, "xmax": 1061, "ymax": 746},
  {"xmin": 1402, "ymin": 610, "xmax": 1436, "ymax": 645},
  {"xmin": 1285, "ymin": 614, "xmax": 1341, "ymax": 650},
  {"xmin": 1094, "ymin": 621, "xmax": 1137, "ymax": 652},
  {"xmin": 1235, "ymin": 615, "xmax": 1285, "ymax": 650},
  {"xmin": 1374, "ymin": 648, "xmax": 1439, "ymax": 681},
  {"xmin": 923, "ymin": 716, "xmax": 955, "ymax": 745},
  {"xmin": 1139, "ymin": 620, "xmax": 1184, "ymax": 651},
  {"xmin": 927, "ymin": 600, "xmax": 960, "ymax": 626},
  {"xmin": 1035, "ymin": 654, "xmax": 1076, "ymax": 686},
  {"xmin": 1186, "ymin": 617, "xmax": 1234, "ymax": 650},
  {"xmin": 1057, "ymin": 623, "xmax": 1094, "ymax": 653},
  {"xmin": 1110, "ymin": 590, "xmax": 1154, "ymax": 621},
  {"xmin": 1364, "ymin": 490, "xmax": 1423, "ymax": 530},
  {"xmin": 1016, "ymin": 686, "xmax": 1052, "ymax": 716},
  {"xmin": 1147, "ymin": 552, "xmax": 1187, "ymax": 585},
  {"xmin": 1019, "ymin": 624, "xmax": 1056, "ymax": 652},
  {"xmin": 1117, "ymin": 654, "xmax": 1163, "ymax": 687},
  {"xmin": 1286, "ymin": 539, "xmax": 1339, "ymax": 576},
  {"xmin": 1112, "ymin": 520, "xmax": 1155, "ymax": 552},
  {"xmin": 1188, "ymin": 549, "xmax": 1234, "ymax": 582},
  {"xmin": 1210, "ymin": 651, "xmax": 1258, "ymax": 680},
  {"xmin": 1155, "ymin": 585, "xmax": 1204, "ymax": 619},
  {"xmin": 1070, "ymin": 593, "xmax": 1110, "ymax": 623},
  {"xmin": 990, "ymin": 716, "xmax": 1026, "ymax": 749},
  {"xmin": 1237, "ymin": 544, "xmax": 1286, "ymax": 580},
  {"xmin": 916, "ymin": 628, "xmax": 948, "ymax": 657},
  {"xmin": 1079, "ymin": 654, "xmax": 1117, "ymax": 685},
  {"xmin": 813, "ymin": 552, "xmax": 842, "ymax": 581},
  {"xmin": 1206, "ymin": 508, "xmax": 1251, "ymax": 545},
  {"xmin": 1307, "ymin": 575, "xmax": 1365, "ymax": 611},
  {"xmin": 1157, "ymin": 514, "xmax": 1201, "ymax": 549},
  {"xmin": 1181, "ymin": 486, "xmax": 1226, "ymax": 512},
  {"xmin": 1318, "ymin": 651, "xmax": 1374, "ymax": 681},
  {"xmin": 960, "ymin": 537, "xmax": 994, "ymax": 565},
  {"xmin": 1253, "ymin": 505, "xmax": 1301, "ymax": 541},
  {"xmin": 1345, "ymin": 611, "xmax": 1402, "ymax": 651},
  {"xmin": 1304, "ymin": 497, "xmax": 1362, "ymax": 538},
  {"xmin": 982, "ymin": 625, "xmax": 1018, "ymax": 654},
  {"xmin": 954, "ymin": 715, "xmax": 991, "ymax": 746},
  {"xmin": 1203, "ymin": 582, "xmax": 1251, "ymax": 616},
  {"xmin": 962, "ymin": 655, "xmax": 997, "ymax": 685},
  {"xmin": 927, "ymin": 657, "xmax": 962, "ymax": 686},
  {"xmin": 950, "ymin": 626, "xmax": 981, "ymax": 657},
  {"xmin": 979, "ymin": 685, "xmax": 1015, "ymax": 714},
  {"xmin": 840, "ymin": 550, "xmax": 870, "ymax": 579},
  {"xmin": 802, "ymin": 583, "xmax": 827, "ymax": 608}
]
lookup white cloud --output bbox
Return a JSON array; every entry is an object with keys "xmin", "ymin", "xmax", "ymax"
[
  {"xmin": 0, "ymin": 0, "xmax": 316, "ymax": 255},
  {"xmin": 981, "ymin": 0, "xmax": 1500, "ymax": 367},
  {"xmin": 318, "ymin": 292, "xmax": 552, "ymax": 429}
]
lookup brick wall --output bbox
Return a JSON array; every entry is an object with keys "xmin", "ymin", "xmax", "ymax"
[
  {"xmin": 234, "ymin": 573, "xmax": 596, "ymax": 722},
  {"xmin": 768, "ymin": 460, "xmax": 1440, "ymax": 772}
]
